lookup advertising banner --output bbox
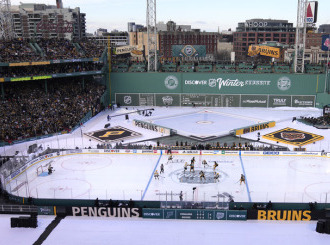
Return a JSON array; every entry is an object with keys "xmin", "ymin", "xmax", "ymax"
[
  {"xmin": 240, "ymin": 95, "xmax": 268, "ymax": 107},
  {"xmin": 321, "ymin": 35, "xmax": 330, "ymax": 51},
  {"xmin": 143, "ymin": 209, "xmax": 164, "ymax": 219},
  {"xmin": 292, "ymin": 96, "xmax": 315, "ymax": 107},
  {"xmin": 268, "ymin": 95, "xmax": 292, "ymax": 107}
]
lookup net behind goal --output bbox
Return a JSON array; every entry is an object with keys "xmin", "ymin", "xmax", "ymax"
[{"xmin": 36, "ymin": 165, "xmax": 46, "ymax": 176}]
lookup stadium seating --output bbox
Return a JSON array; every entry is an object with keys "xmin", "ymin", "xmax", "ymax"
[
  {"xmin": 256, "ymin": 64, "xmax": 272, "ymax": 73},
  {"xmin": 161, "ymin": 63, "xmax": 177, "ymax": 72},
  {"xmin": 112, "ymin": 63, "xmax": 129, "ymax": 72},
  {"xmin": 197, "ymin": 64, "xmax": 213, "ymax": 72},
  {"xmin": 130, "ymin": 62, "xmax": 146, "ymax": 72},
  {"xmin": 238, "ymin": 63, "xmax": 255, "ymax": 73},
  {"xmin": 305, "ymin": 64, "xmax": 325, "ymax": 74},
  {"xmin": 215, "ymin": 63, "xmax": 236, "ymax": 73},
  {"xmin": 274, "ymin": 64, "xmax": 290, "ymax": 73},
  {"xmin": 179, "ymin": 63, "xmax": 194, "ymax": 72}
]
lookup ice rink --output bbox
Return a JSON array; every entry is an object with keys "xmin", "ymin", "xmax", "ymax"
[{"xmin": 7, "ymin": 151, "xmax": 330, "ymax": 203}]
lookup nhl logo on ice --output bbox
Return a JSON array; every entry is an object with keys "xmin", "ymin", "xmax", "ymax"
[
  {"xmin": 164, "ymin": 75, "xmax": 179, "ymax": 90},
  {"xmin": 208, "ymin": 79, "xmax": 217, "ymax": 88},
  {"xmin": 124, "ymin": 96, "xmax": 132, "ymax": 105},
  {"xmin": 162, "ymin": 96, "xmax": 173, "ymax": 105},
  {"xmin": 277, "ymin": 77, "xmax": 291, "ymax": 91},
  {"xmin": 281, "ymin": 132, "xmax": 305, "ymax": 141}
]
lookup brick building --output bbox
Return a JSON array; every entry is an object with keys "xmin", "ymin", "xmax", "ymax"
[{"xmin": 233, "ymin": 19, "xmax": 296, "ymax": 61}]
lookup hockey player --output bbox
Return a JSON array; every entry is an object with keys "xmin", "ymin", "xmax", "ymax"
[
  {"xmin": 213, "ymin": 161, "xmax": 219, "ymax": 171},
  {"xmin": 183, "ymin": 162, "xmax": 188, "ymax": 172},
  {"xmin": 167, "ymin": 154, "xmax": 173, "ymax": 164},
  {"xmin": 154, "ymin": 170, "xmax": 159, "ymax": 180},
  {"xmin": 179, "ymin": 191, "xmax": 183, "ymax": 201},
  {"xmin": 240, "ymin": 174, "xmax": 245, "ymax": 185},
  {"xmin": 202, "ymin": 160, "xmax": 208, "ymax": 168},
  {"xmin": 191, "ymin": 157, "xmax": 195, "ymax": 165},
  {"xmin": 190, "ymin": 161, "xmax": 195, "ymax": 173},
  {"xmin": 199, "ymin": 170, "xmax": 206, "ymax": 181},
  {"xmin": 214, "ymin": 172, "xmax": 220, "ymax": 182},
  {"xmin": 160, "ymin": 163, "xmax": 164, "ymax": 174},
  {"xmin": 48, "ymin": 164, "xmax": 54, "ymax": 175}
]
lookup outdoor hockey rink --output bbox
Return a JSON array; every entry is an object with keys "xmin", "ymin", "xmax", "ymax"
[{"xmin": 7, "ymin": 152, "xmax": 330, "ymax": 203}]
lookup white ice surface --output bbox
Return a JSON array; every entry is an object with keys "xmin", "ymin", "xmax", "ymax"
[{"xmin": 7, "ymin": 152, "xmax": 330, "ymax": 203}]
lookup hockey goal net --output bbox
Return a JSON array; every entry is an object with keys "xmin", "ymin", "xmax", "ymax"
[{"xmin": 36, "ymin": 165, "xmax": 45, "ymax": 176}]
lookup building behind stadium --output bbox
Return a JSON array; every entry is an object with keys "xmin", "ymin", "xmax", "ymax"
[{"xmin": 10, "ymin": 2, "xmax": 86, "ymax": 40}]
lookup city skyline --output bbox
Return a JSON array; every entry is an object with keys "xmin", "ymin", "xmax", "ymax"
[{"xmin": 11, "ymin": 0, "xmax": 330, "ymax": 34}]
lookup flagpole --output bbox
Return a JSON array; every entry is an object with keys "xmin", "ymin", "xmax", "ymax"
[{"xmin": 324, "ymin": 35, "xmax": 330, "ymax": 93}]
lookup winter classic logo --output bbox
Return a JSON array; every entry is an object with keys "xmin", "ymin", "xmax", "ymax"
[
  {"xmin": 277, "ymin": 77, "xmax": 291, "ymax": 91},
  {"xmin": 162, "ymin": 96, "xmax": 174, "ymax": 105},
  {"xmin": 164, "ymin": 76, "xmax": 179, "ymax": 90}
]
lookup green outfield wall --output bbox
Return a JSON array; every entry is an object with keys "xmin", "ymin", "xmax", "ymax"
[{"xmin": 109, "ymin": 73, "xmax": 328, "ymax": 108}]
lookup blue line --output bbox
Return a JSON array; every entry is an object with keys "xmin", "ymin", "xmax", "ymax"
[
  {"xmin": 141, "ymin": 150, "xmax": 163, "ymax": 200},
  {"xmin": 239, "ymin": 153, "xmax": 252, "ymax": 203}
]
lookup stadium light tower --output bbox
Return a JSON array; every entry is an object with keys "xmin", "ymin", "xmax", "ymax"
[
  {"xmin": 146, "ymin": 0, "xmax": 157, "ymax": 72},
  {"xmin": 0, "ymin": 0, "xmax": 15, "ymax": 40},
  {"xmin": 294, "ymin": 0, "xmax": 308, "ymax": 73}
]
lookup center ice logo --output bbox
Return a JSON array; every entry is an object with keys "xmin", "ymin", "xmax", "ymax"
[{"xmin": 170, "ymin": 168, "xmax": 226, "ymax": 184}]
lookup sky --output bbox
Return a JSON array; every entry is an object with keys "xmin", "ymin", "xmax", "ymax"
[{"xmin": 10, "ymin": 0, "xmax": 330, "ymax": 34}]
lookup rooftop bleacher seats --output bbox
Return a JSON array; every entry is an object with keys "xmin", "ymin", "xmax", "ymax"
[
  {"xmin": 215, "ymin": 63, "xmax": 236, "ymax": 73},
  {"xmin": 130, "ymin": 62, "xmax": 146, "ymax": 72},
  {"xmin": 256, "ymin": 64, "xmax": 272, "ymax": 73}
]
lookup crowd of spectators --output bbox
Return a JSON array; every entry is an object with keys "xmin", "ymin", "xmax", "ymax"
[
  {"xmin": 77, "ymin": 39, "xmax": 105, "ymax": 59},
  {"xmin": 301, "ymin": 115, "xmax": 330, "ymax": 126},
  {"xmin": 0, "ymin": 38, "xmax": 105, "ymax": 63},
  {"xmin": 0, "ymin": 62, "xmax": 103, "ymax": 78},
  {"xmin": 0, "ymin": 79, "xmax": 106, "ymax": 143},
  {"xmin": 39, "ymin": 38, "xmax": 80, "ymax": 60},
  {"xmin": 0, "ymin": 39, "xmax": 41, "ymax": 63}
]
